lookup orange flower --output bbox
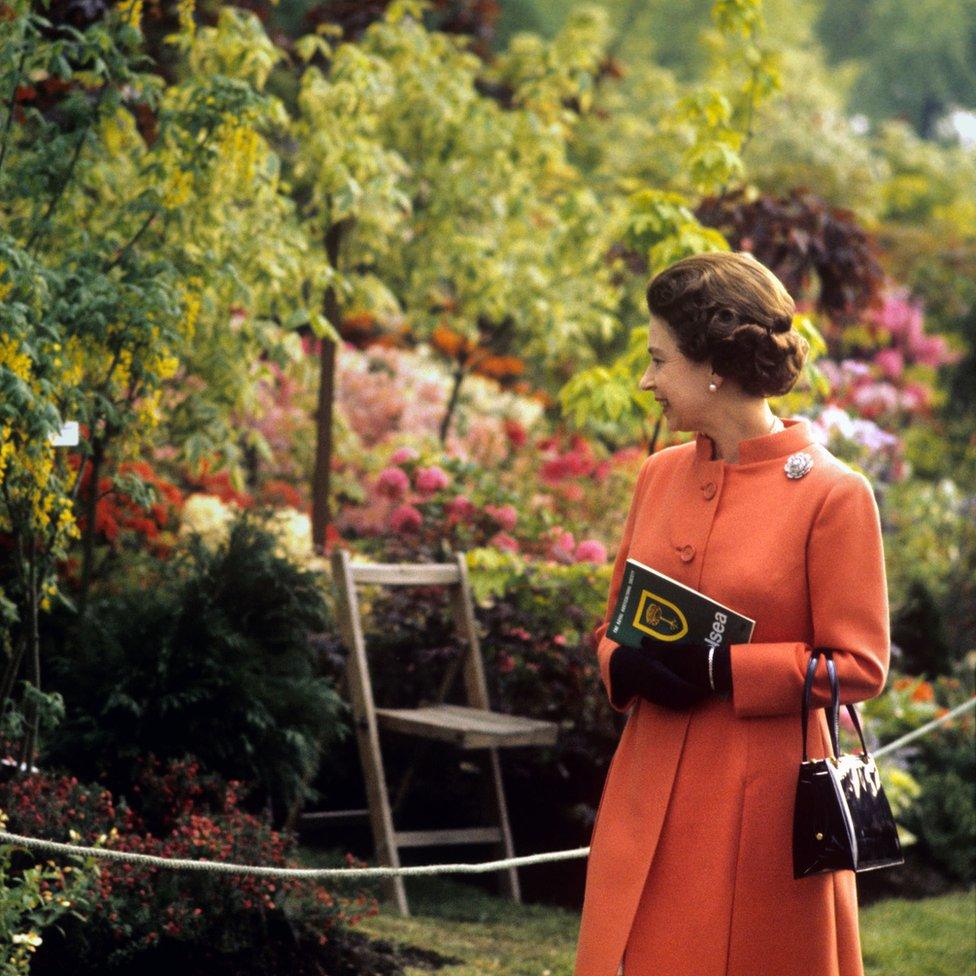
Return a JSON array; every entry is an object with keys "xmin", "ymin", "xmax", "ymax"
[
  {"xmin": 475, "ymin": 354, "xmax": 525, "ymax": 380},
  {"xmin": 431, "ymin": 323, "xmax": 466, "ymax": 357},
  {"xmin": 342, "ymin": 310, "xmax": 376, "ymax": 332},
  {"xmin": 910, "ymin": 681, "xmax": 934, "ymax": 703}
]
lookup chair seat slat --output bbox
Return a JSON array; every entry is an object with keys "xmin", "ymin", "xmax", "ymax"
[
  {"xmin": 349, "ymin": 563, "xmax": 461, "ymax": 586},
  {"xmin": 375, "ymin": 704, "xmax": 558, "ymax": 749}
]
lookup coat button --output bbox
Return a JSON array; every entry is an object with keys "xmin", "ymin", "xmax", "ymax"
[
  {"xmin": 702, "ymin": 481, "xmax": 717, "ymax": 500},
  {"xmin": 679, "ymin": 544, "xmax": 696, "ymax": 562}
]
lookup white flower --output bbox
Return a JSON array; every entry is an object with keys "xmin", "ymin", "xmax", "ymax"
[
  {"xmin": 178, "ymin": 494, "xmax": 237, "ymax": 549},
  {"xmin": 263, "ymin": 508, "xmax": 313, "ymax": 567}
]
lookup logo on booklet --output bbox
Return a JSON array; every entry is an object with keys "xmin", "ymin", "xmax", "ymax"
[{"xmin": 632, "ymin": 590, "xmax": 689, "ymax": 641}]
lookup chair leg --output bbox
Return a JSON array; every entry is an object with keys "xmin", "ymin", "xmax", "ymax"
[
  {"xmin": 485, "ymin": 746, "xmax": 521, "ymax": 902},
  {"xmin": 353, "ymin": 717, "xmax": 410, "ymax": 916}
]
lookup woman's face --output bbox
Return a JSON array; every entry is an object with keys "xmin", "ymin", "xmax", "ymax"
[{"xmin": 638, "ymin": 314, "xmax": 716, "ymax": 432}]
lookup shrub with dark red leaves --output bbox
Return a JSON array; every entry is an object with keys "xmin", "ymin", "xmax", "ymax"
[
  {"xmin": 0, "ymin": 756, "xmax": 378, "ymax": 972},
  {"xmin": 695, "ymin": 187, "xmax": 885, "ymax": 323}
]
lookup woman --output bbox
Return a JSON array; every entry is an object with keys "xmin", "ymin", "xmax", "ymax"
[{"xmin": 572, "ymin": 251, "xmax": 890, "ymax": 976}]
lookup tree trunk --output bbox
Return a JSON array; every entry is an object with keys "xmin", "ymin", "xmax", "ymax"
[
  {"xmin": 0, "ymin": 626, "xmax": 26, "ymax": 722},
  {"xmin": 17, "ymin": 547, "xmax": 40, "ymax": 774},
  {"xmin": 647, "ymin": 415, "xmax": 663, "ymax": 456},
  {"xmin": 311, "ymin": 218, "xmax": 350, "ymax": 554},
  {"xmin": 439, "ymin": 366, "xmax": 466, "ymax": 445},
  {"xmin": 312, "ymin": 339, "xmax": 337, "ymax": 554},
  {"xmin": 78, "ymin": 439, "xmax": 104, "ymax": 618}
]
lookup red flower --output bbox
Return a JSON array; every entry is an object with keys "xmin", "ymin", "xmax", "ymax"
[
  {"xmin": 446, "ymin": 495, "xmax": 476, "ymax": 525},
  {"xmin": 259, "ymin": 480, "xmax": 306, "ymax": 510},
  {"xmin": 390, "ymin": 505, "xmax": 423, "ymax": 533},
  {"xmin": 503, "ymin": 419, "xmax": 527, "ymax": 448},
  {"xmin": 497, "ymin": 652, "xmax": 515, "ymax": 674}
]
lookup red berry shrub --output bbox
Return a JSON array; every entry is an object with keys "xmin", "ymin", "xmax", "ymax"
[{"xmin": 0, "ymin": 756, "xmax": 377, "ymax": 971}]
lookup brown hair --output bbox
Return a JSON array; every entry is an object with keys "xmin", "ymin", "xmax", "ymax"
[{"xmin": 645, "ymin": 251, "xmax": 808, "ymax": 397}]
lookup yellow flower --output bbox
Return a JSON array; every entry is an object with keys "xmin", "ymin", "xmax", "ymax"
[
  {"xmin": 161, "ymin": 168, "xmax": 193, "ymax": 209},
  {"xmin": 181, "ymin": 289, "xmax": 202, "ymax": 341},
  {"xmin": 0, "ymin": 334, "xmax": 32, "ymax": 380},
  {"xmin": 155, "ymin": 353, "xmax": 180, "ymax": 380},
  {"xmin": 134, "ymin": 389, "xmax": 163, "ymax": 430},
  {"xmin": 177, "ymin": 0, "xmax": 196, "ymax": 35},
  {"xmin": 116, "ymin": 0, "xmax": 142, "ymax": 31}
]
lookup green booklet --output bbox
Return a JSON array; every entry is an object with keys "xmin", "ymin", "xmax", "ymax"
[{"xmin": 608, "ymin": 558, "xmax": 755, "ymax": 651}]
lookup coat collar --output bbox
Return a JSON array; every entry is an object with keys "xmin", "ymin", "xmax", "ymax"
[{"xmin": 695, "ymin": 417, "xmax": 814, "ymax": 465}]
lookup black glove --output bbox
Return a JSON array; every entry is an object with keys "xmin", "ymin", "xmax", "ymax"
[
  {"xmin": 639, "ymin": 636, "xmax": 733, "ymax": 700},
  {"xmin": 609, "ymin": 643, "xmax": 711, "ymax": 711}
]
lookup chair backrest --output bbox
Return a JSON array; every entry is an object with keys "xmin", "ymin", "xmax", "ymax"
[{"xmin": 329, "ymin": 549, "xmax": 491, "ymax": 727}]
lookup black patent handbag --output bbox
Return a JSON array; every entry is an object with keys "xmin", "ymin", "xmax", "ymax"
[{"xmin": 792, "ymin": 647, "xmax": 905, "ymax": 879}]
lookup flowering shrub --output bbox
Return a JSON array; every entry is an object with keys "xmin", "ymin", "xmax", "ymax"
[
  {"xmin": 337, "ymin": 429, "xmax": 641, "ymax": 569},
  {"xmin": 862, "ymin": 286, "xmax": 960, "ymax": 374},
  {"xmin": 0, "ymin": 758, "xmax": 377, "ymax": 971},
  {"xmin": 63, "ymin": 455, "xmax": 185, "ymax": 565},
  {"xmin": 807, "ymin": 399, "xmax": 906, "ymax": 483},
  {"xmin": 334, "ymin": 342, "xmax": 543, "ymax": 461},
  {"xmin": 856, "ymin": 664, "xmax": 976, "ymax": 883},
  {"xmin": 0, "ymin": 810, "xmax": 96, "ymax": 976}
]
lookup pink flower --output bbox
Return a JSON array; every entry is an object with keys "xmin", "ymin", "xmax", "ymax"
[
  {"xmin": 490, "ymin": 531, "xmax": 520, "ymax": 553},
  {"xmin": 873, "ymin": 347, "xmax": 904, "ymax": 380},
  {"xmin": 389, "ymin": 446, "xmax": 419, "ymax": 465},
  {"xmin": 414, "ymin": 465, "xmax": 450, "ymax": 496},
  {"xmin": 390, "ymin": 504, "xmax": 422, "ymax": 533},
  {"xmin": 447, "ymin": 495, "xmax": 474, "ymax": 522},
  {"xmin": 509, "ymin": 627, "xmax": 531, "ymax": 641},
  {"xmin": 559, "ymin": 483, "xmax": 584, "ymax": 503},
  {"xmin": 611, "ymin": 446, "xmax": 644, "ymax": 467},
  {"xmin": 574, "ymin": 539, "xmax": 608, "ymax": 564},
  {"xmin": 851, "ymin": 381, "xmax": 899, "ymax": 418},
  {"xmin": 553, "ymin": 634, "xmax": 567, "ymax": 646},
  {"xmin": 899, "ymin": 382, "xmax": 930, "ymax": 411},
  {"xmin": 484, "ymin": 504, "xmax": 518, "ymax": 531},
  {"xmin": 911, "ymin": 334, "xmax": 955, "ymax": 367},
  {"xmin": 548, "ymin": 529, "xmax": 576, "ymax": 563},
  {"xmin": 375, "ymin": 466, "xmax": 410, "ymax": 500}
]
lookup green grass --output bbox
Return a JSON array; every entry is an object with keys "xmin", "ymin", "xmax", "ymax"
[
  {"xmin": 860, "ymin": 889, "xmax": 976, "ymax": 976},
  {"xmin": 297, "ymin": 848, "xmax": 975, "ymax": 976}
]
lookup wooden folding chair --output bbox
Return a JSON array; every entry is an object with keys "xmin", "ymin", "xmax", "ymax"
[{"xmin": 311, "ymin": 548, "xmax": 559, "ymax": 917}]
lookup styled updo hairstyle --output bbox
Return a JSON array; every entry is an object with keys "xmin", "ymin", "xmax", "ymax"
[{"xmin": 645, "ymin": 251, "xmax": 808, "ymax": 397}]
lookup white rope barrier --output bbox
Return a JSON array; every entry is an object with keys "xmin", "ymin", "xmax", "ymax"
[
  {"xmin": 1, "ymin": 695, "xmax": 972, "ymax": 879},
  {"xmin": 0, "ymin": 830, "xmax": 590, "ymax": 878},
  {"xmin": 871, "ymin": 695, "xmax": 976, "ymax": 759}
]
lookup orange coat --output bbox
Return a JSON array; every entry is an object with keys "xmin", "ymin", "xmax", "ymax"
[{"xmin": 573, "ymin": 417, "xmax": 890, "ymax": 976}]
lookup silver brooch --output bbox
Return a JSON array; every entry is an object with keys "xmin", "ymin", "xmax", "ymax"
[{"xmin": 784, "ymin": 452, "xmax": 813, "ymax": 479}]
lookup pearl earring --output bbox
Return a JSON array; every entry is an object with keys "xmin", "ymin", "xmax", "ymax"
[{"xmin": 708, "ymin": 383, "xmax": 717, "ymax": 392}]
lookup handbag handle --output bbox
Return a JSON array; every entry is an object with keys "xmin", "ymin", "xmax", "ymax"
[{"xmin": 801, "ymin": 647, "xmax": 870, "ymax": 762}]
